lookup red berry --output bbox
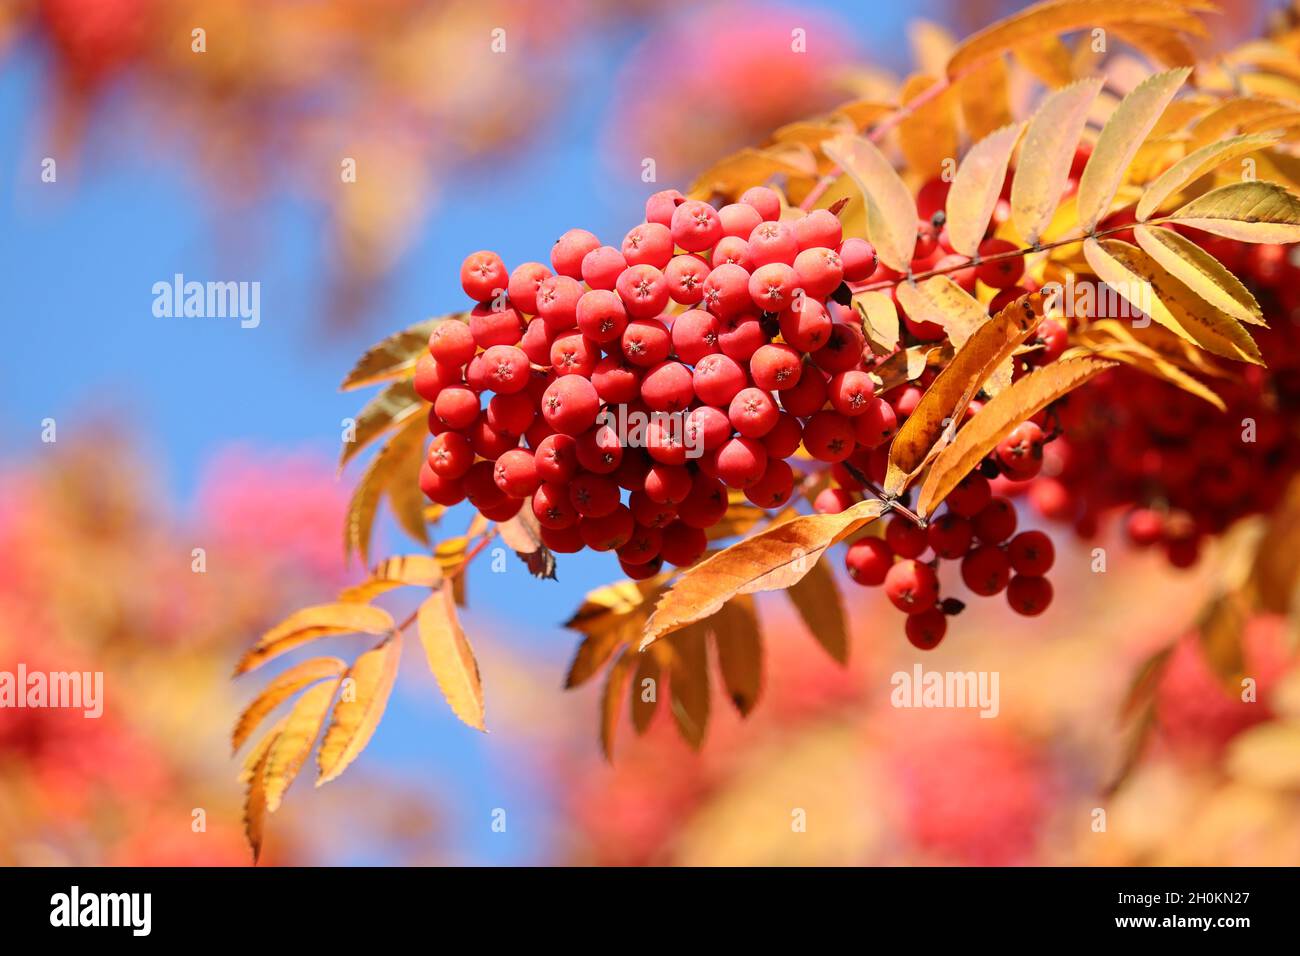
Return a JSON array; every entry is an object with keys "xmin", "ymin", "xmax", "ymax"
[
  {"xmin": 885, "ymin": 515, "xmax": 929, "ymax": 559},
  {"xmin": 644, "ymin": 415, "xmax": 688, "ymax": 466},
  {"xmin": 815, "ymin": 486, "xmax": 855, "ymax": 514},
  {"xmin": 580, "ymin": 246, "xmax": 626, "ymax": 291},
  {"xmin": 580, "ymin": 505, "xmax": 635, "ymax": 551},
  {"xmin": 645, "ymin": 463, "xmax": 692, "ymax": 504},
  {"xmin": 1031, "ymin": 318, "xmax": 1068, "ymax": 365},
  {"xmin": 468, "ymin": 415, "xmax": 519, "ymax": 460},
  {"xmin": 996, "ymin": 421, "xmax": 1045, "ymax": 479},
  {"xmin": 532, "ymin": 481, "xmax": 579, "ymax": 529},
  {"xmin": 792, "ymin": 246, "xmax": 844, "ymax": 300},
  {"xmin": 460, "ymin": 251, "xmax": 508, "ymax": 303},
  {"xmin": 621, "ymin": 317, "xmax": 672, "ymax": 367},
  {"xmin": 811, "ymin": 322, "xmax": 865, "ymax": 374},
  {"xmin": 549, "ymin": 332, "xmax": 600, "ymax": 378},
  {"xmin": 718, "ymin": 202, "xmax": 763, "ymax": 239},
  {"xmin": 927, "ymin": 512, "xmax": 973, "ymax": 559},
  {"xmin": 575, "ymin": 423, "xmax": 624, "ymax": 474},
  {"xmin": 428, "ymin": 320, "xmax": 476, "ymax": 367},
  {"xmin": 676, "ymin": 472, "xmax": 728, "ymax": 528},
  {"xmin": 540, "ymin": 522, "xmax": 585, "ymax": 553},
  {"xmin": 828, "ymin": 370, "xmax": 876, "ymax": 416},
  {"xmin": 413, "ymin": 354, "xmax": 459, "ymax": 403},
  {"xmin": 506, "ymin": 262, "xmax": 552, "ymax": 314},
  {"xmin": 915, "ymin": 178, "xmax": 950, "ymax": 221},
  {"xmin": 715, "ymin": 436, "xmax": 768, "ymax": 488},
  {"xmin": 745, "ymin": 457, "xmax": 794, "ymax": 508},
  {"xmin": 481, "ymin": 344, "xmax": 531, "ymax": 394},
  {"xmin": 659, "ymin": 520, "xmax": 708, "ymax": 566},
  {"xmin": 845, "ymin": 536, "xmax": 893, "ymax": 586},
  {"xmin": 575, "ymin": 289, "xmax": 628, "ymax": 343},
  {"xmin": 670, "ymin": 200, "xmax": 723, "ymax": 253},
  {"xmin": 630, "ymin": 489, "xmax": 677, "ymax": 528},
  {"xmin": 664, "ymin": 254, "xmax": 710, "ymax": 305},
  {"xmin": 961, "ymin": 545, "xmax": 1011, "ymax": 596},
  {"xmin": 551, "ymin": 228, "xmax": 600, "ymax": 279},
  {"xmin": 621, "ymin": 222, "xmax": 674, "ymax": 269},
  {"xmin": 427, "ymin": 431, "xmax": 474, "ymax": 479},
  {"xmin": 884, "ymin": 559, "xmax": 939, "ymax": 613},
  {"xmin": 1006, "ymin": 574, "xmax": 1053, "ymax": 615},
  {"xmin": 946, "ymin": 472, "xmax": 992, "ymax": 518},
  {"xmin": 569, "ymin": 472, "xmax": 620, "ymax": 518},
  {"xmin": 641, "ymin": 361, "xmax": 695, "ymax": 412},
  {"xmin": 615, "ymin": 264, "xmax": 670, "ymax": 320},
  {"xmin": 433, "ymin": 385, "xmax": 480, "ymax": 430},
  {"xmin": 976, "ymin": 238, "xmax": 1024, "ymax": 288},
  {"xmin": 747, "ymin": 219, "xmax": 799, "ymax": 267},
  {"xmin": 933, "ymin": 253, "xmax": 977, "ymax": 292},
  {"xmin": 1126, "ymin": 508, "xmax": 1164, "ymax": 547},
  {"xmin": 1007, "ymin": 530, "xmax": 1054, "ymax": 575},
  {"xmin": 802, "ymin": 410, "xmax": 855, "ymax": 462},
  {"xmin": 419, "ymin": 463, "xmax": 467, "ymax": 506},
  {"xmin": 645, "ymin": 189, "xmax": 685, "ymax": 227},
  {"xmin": 838, "ymin": 238, "xmax": 877, "ymax": 282},
  {"xmin": 693, "ymin": 353, "xmax": 748, "ymax": 406},
  {"xmin": 793, "ymin": 209, "xmax": 843, "ymax": 251},
  {"xmin": 779, "ymin": 365, "xmax": 828, "ymax": 417},
  {"xmin": 778, "ymin": 297, "xmax": 832, "ymax": 351},
  {"xmin": 535, "ymin": 275, "xmax": 584, "ymax": 331},
  {"xmin": 852, "ymin": 398, "xmax": 897, "ymax": 447},
  {"xmin": 712, "ymin": 235, "xmax": 752, "ymax": 270},
  {"xmin": 519, "ymin": 317, "xmax": 555, "ymax": 366},
  {"xmin": 717, "ymin": 314, "xmax": 767, "ymax": 363},
  {"xmin": 541, "ymin": 375, "xmax": 599, "ymax": 435},
  {"xmin": 683, "ymin": 404, "xmax": 732, "ymax": 453},
  {"xmin": 748, "ymin": 262, "xmax": 799, "ymax": 312},
  {"xmin": 740, "ymin": 186, "xmax": 781, "ymax": 221},
  {"xmin": 671, "ymin": 309, "xmax": 721, "ymax": 364},
  {"xmin": 750, "ymin": 343, "xmax": 803, "ymax": 392},
  {"xmin": 534, "ymin": 433, "xmax": 578, "ymax": 482},
  {"xmin": 973, "ymin": 497, "xmax": 1018, "ymax": 544},
  {"xmin": 905, "ymin": 608, "xmax": 947, "ymax": 650},
  {"xmin": 762, "ymin": 412, "xmax": 803, "ymax": 459},
  {"xmin": 469, "ymin": 301, "xmax": 526, "ymax": 348},
  {"xmin": 494, "ymin": 448, "xmax": 540, "ymax": 497},
  {"xmin": 620, "ymin": 555, "xmax": 664, "ymax": 580},
  {"xmin": 702, "ymin": 263, "xmax": 752, "ymax": 319},
  {"xmin": 617, "ymin": 524, "xmax": 663, "ymax": 565},
  {"xmin": 465, "ymin": 459, "xmax": 509, "ymax": 511},
  {"xmin": 728, "ymin": 387, "xmax": 779, "ymax": 438}
]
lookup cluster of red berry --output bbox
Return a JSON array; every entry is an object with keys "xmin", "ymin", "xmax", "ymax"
[
  {"xmin": 1013, "ymin": 235, "xmax": 1300, "ymax": 567},
  {"xmin": 416, "ymin": 186, "xmax": 908, "ymax": 580}
]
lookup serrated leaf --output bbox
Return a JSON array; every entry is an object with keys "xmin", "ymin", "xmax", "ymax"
[
  {"xmin": 340, "ymin": 379, "xmax": 424, "ymax": 468},
  {"xmin": 958, "ymin": 55, "xmax": 1013, "ymax": 141},
  {"xmin": 385, "ymin": 428, "xmax": 432, "ymax": 548},
  {"xmin": 711, "ymin": 596, "xmax": 763, "ymax": 716},
  {"xmin": 669, "ymin": 624, "xmax": 711, "ymax": 749},
  {"xmin": 1076, "ymin": 67, "xmax": 1191, "ymax": 232},
  {"xmin": 1165, "ymin": 180, "xmax": 1300, "ymax": 243},
  {"xmin": 852, "ymin": 290, "xmax": 900, "ymax": 354},
  {"xmin": 316, "ymin": 634, "xmax": 402, "ymax": 785},
  {"xmin": 345, "ymin": 414, "xmax": 428, "ymax": 565},
  {"xmin": 234, "ymin": 603, "xmax": 395, "ymax": 676},
  {"xmin": 339, "ymin": 316, "xmax": 442, "ymax": 391},
  {"xmin": 642, "ymin": 499, "xmax": 885, "ymax": 648},
  {"xmin": 946, "ymin": 1, "xmax": 1205, "ymax": 79},
  {"xmin": 822, "ymin": 135, "xmax": 918, "ymax": 272},
  {"xmin": 496, "ymin": 510, "xmax": 557, "ymax": 580},
  {"xmin": 629, "ymin": 646, "xmax": 662, "ymax": 735},
  {"xmin": 1190, "ymin": 97, "xmax": 1297, "ymax": 151},
  {"xmin": 565, "ymin": 630, "xmax": 625, "ymax": 689},
  {"xmin": 898, "ymin": 73, "xmax": 959, "ymax": 180},
  {"xmin": 1083, "ymin": 238, "xmax": 1264, "ymax": 364},
  {"xmin": 886, "ymin": 292, "xmax": 1043, "ymax": 495},
  {"xmin": 1133, "ymin": 225, "xmax": 1264, "ymax": 326},
  {"xmin": 338, "ymin": 554, "xmax": 443, "ymax": 604},
  {"xmin": 917, "ymin": 356, "xmax": 1116, "ymax": 517},
  {"xmin": 870, "ymin": 343, "xmax": 950, "ymax": 393},
  {"xmin": 231, "ymin": 656, "xmax": 347, "ymax": 753},
  {"xmin": 895, "ymin": 275, "xmax": 988, "ymax": 351},
  {"xmin": 263, "ymin": 678, "xmax": 340, "ymax": 812},
  {"xmin": 243, "ymin": 744, "xmax": 273, "ymax": 864},
  {"xmin": 417, "ymin": 586, "xmax": 485, "ymax": 731},
  {"xmin": 785, "ymin": 555, "xmax": 850, "ymax": 665},
  {"xmin": 945, "ymin": 122, "xmax": 1024, "ymax": 257},
  {"xmin": 600, "ymin": 649, "xmax": 636, "ymax": 761},
  {"xmin": 238, "ymin": 715, "xmax": 286, "ymax": 785},
  {"xmin": 1136, "ymin": 133, "xmax": 1280, "ymax": 221},
  {"xmin": 1011, "ymin": 78, "xmax": 1103, "ymax": 246}
]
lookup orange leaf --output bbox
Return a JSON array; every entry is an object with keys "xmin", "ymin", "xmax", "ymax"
[
  {"xmin": 784, "ymin": 549, "xmax": 850, "ymax": 665},
  {"xmin": 945, "ymin": 122, "xmax": 1024, "ymax": 257},
  {"xmin": 417, "ymin": 587, "xmax": 486, "ymax": 731},
  {"xmin": 316, "ymin": 634, "xmax": 402, "ymax": 785},
  {"xmin": 600, "ymin": 649, "xmax": 636, "ymax": 761},
  {"xmin": 917, "ymin": 356, "xmax": 1116, "ymax": 517},
  {"xmin": 641, "ymin": 498, "xmax": 885, "ymax": 648},
  {"xmin": 629, "ymin": 645, "xmax": 664, "ymax": 735},
  {"xmin": 231, "ymin": 656, "xmax": 346, "ymax": 753},
  {"xmin": 243, "ymin": 745, "xmax": 273, "ymax": 864},
  {"xmin": 669, "ymin": 624, "xmax": 711, "ymax": 749},
  {"xmin": 263, "ymin": 678, "xmax": 340, "ymax": 812},
  {"xmin": 234, "ymin": 603, "xmax": 394, "ymax": 676},
  {"xmin": 712, "ymin": 597, "xmax": 763, "ymax": 716}
]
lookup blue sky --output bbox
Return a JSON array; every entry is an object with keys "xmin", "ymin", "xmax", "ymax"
[{"xmin": 0, "ymin": 0, "xmax": 1029, "ymax": 865}]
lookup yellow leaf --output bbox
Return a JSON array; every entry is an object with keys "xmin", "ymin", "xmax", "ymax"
[
  {"xmin": 243, "ymin": 745, "xmax": 273, "ymax": 864},
  {"xmin": 917, "ymin": 356, "xmax": 1116, "ymax": 517},
  {"xmin": 385, "ymin": 427, "xmax": 431, "ymax": 548},
  {"xmin": 1166, "ymin": 180, "xmax": 1300, "ymax": 244},
  {"xmin": 416, "ymin": 587, "xmax": 486, "ymax": 731},
  {"xmin": 711, "ymin": 596, "xmax": 763, "ymax": 716},
  {"xmin": 1083, "ymin": 238, "xmax": 1264, "ymax": 364},
  {"xmin": 338, "ymin": 554, "xmax": 443, "ymax": 603},
  {"xmin": 231, "ymin": 656, "xmax": 346, "ymax": 753},
  {"xmin": 1011, "ymin": 78, "xmax": 1103, "ymax": 246},
  {"xmin": 895, "ymin": 275, "xmax": 988, "ymax": 351},
  {"xmin": 316, "ymin": 634, "xmax": 402, "ymax": 784},
  {"xmin": 669, "ymin": 624, "xmax": 711, "ymax": 749},
  {"xmin": 822, "ymin": 135, "xmax": 918, "ymax": 272},
  {"xmin": 339, "ymin": 379, "xmax": 423, "ymax": 468},
  {"xmin": 642, "ymin": 499, "xmax": 885, "ymax": 648},
  {"xmin": 1136, "ymin": 133, "xmax": 1280, "ymax": 221},
  {"xmin": 689, "ymin": 146, "xmax": 817, "ymax": 200},
  {"xmin": 1190, "ymin": 97, "xmax": 1297, "ymax": 151},
  {"xmin": 852, "ymin": 290, "xmax": 900, "ymax": 354},
  {"xmin": 345, "ymin": 414, "xmax": 428, "ymax": 565},
  {"xmin": 238, "ymin": 715, "xmax": 287, "ymax": 785},
  {"xmin": 1077, "ymin": 68, "xmax": 1191, "ymax": 232},
  {"xmin": 898, "ymin": 73, "xmax": 959, "ymax": 179},
  {"xmin": 339, "ymin": 316, "xmax": 444, "ymax": 391},
  {"xmin": 496, "ymin": 510, "xmax": 557, "ymax": 579},
  {"xmin": 600, "ymin": 649, "xmax": 636, "ymax": 761},
  {"xmin": 946, "ymin": 1, "xmax": 1206, "ymax": 79},
  {"xmin": 234, "ymin": 603, "xmax": 395, "ymax": 676},
  {"xmin": 870, "ymin": 343, "xmax": 951, "ymax": 393},
  {"xmin": 629, "ymin": 646, "xmax": 662, "ymax": 735},
  {"xmin": 1133, "ymin": 225, "xmax": 1265, "ymax": 325},
  {"xmin": 833, "ymin": 100, "xmax": 895, "ymax": 131},
  {"xmin": 886, "ymin": 292, "xmax": 1042, "ymax": 494},
  {"xmin": 945, "ymin": 122, "xmax": 1024, "ymax": 257},
  {"xmin": 263, "ymin": 678, "xmax": 340, "ymax": 812},
  {"xmin": 785, "ymin": 556, "xmax": 850, "ymax": 665},
  {"xmin": 1070, "ymin": 337, "xmax": 1226, "ymax": 409},
  {"xmin": 958, "ymin": 55, "xmax": 1013, "ymax": 141},
  {"xmin": 1013, "ymin": 36, "xmax": 1076, "ymax": 88}
]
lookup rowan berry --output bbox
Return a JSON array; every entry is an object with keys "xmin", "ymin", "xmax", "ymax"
[
  {"xmin": 575, "ymin": 289, "xmax": 627, "ymax": 343},
  {"xmin": 728, "ymin": 387, "xmax": 779, "ymax": 438},
  {"xmin": 413, "ymin": 354, "xmax": 459, "ymax": 403},
  {"xmin": 630, "ymin": 489, "xmax": 677, "ymax": 528},
  {"xmin": 461, "ymin": 251, "xmax": 508, "ymax": 303},
  {"xmin": 569, "ymin": 472, "xmax": 620, "ymax": 518},
  {"xmin": 427, "ymin": 431, "xmax": 474, "ymax": 479},
  {"xmin": 828, "ymin": 370, "xmax": 876, "ymax": 416},
  {"xmin": 575, "ymin": 424, "xmax": 624, "ymax": 474},
  {"xmin": 794, "ymin": 209, "xmax": 843, "ymax": 251},
  {"xmin": 507, "ymin": 261, "xmax": 552, "ymax": 314},
  {"xmin": 551, "ymin": 228, "xmax": 601, "ymax": 280},
  {"xmin": 644, "ymin": 414, "xmax": 688, "ymax": 466},
  {"xmin": 812, "ymin": 322, "xmax": 865, "ymax": 374},
  {"xmin": 973, "ymin": 497, "xmax": 1018, "ymax": 544},
  {"xmin": 613, "ymin": 448, "xmax": 651, "ymax": 492},
  {"xmin": 717, "ymin": 314, "xmax": 768, "ymax": 363},
  {"xmin": 946, "ymin": 471, "xmax": 992, "ymax": 517},
  {"xmin": 702, "ymin": 263, "xmax": 753, "ymax": 319},
  {"xmin": 540, "ymin": 375, "xmax": 600, "ymax": 435},
  {"xmin": 645, "ymin": 189, "xmax": 685, "ymax": 227},
  {"xmin": 745, "ymin": 457, "xmax": 795, "ymax": 508},
  {"xmin": 1007, "ymin": 530, "xmax": 1054, "ymax": 576},
  {"xmin": 465, "ymin": 459, "xmax": 509, "ymax": 511},
  {"xmin": 622, "ymin": 222, "xmax": 674, "ymax": 269},
  {"xmin": 591, "ymin": 355, "xmax": 641, "ymax": 404},
  {"xmin": 580, "ymin": 246, "xmax": 626, "ymax": 291},
  {"xmin": 747, "ymin": 220, "xmax": 799, "ymax": 268},
  {"xmin": 719, "ymin": 202, "xmax": 763, "ymax": 239},
  {"xmin": 1126, "ymin": 508, "xmax": 1164, "ymax": 547},
  {"xmin": 793, "ymin": 246, "xmax": 844, "ymax": 300},
  {"xmin": 493, "ymin": 448, "xmax": 540, "ymax": 498},
  {"xmin": 534, "ymin": 433, "xmax": 579, "ymax": 482},
  {"xmin": 641, "ymin": 361, "xmax": 695, "ymax": 412},
  {"xmin": 420, "ymin": 462, "xmax": 467, "ymax": 506},
  {"xmin": 961, "ymin": 545, "xmax": 1011, "ymax": 596},
  {"xmin": 905, "ymin": 608, "xmax": 947, "ymax": 649},
  {"xmin": 885, "ymin": 515, "xmax": 929, "ymax": 559},
  {"xmin": 428, "ymin": 320, "xmax": 477, "ymax": 367},
  {"xmin": 549, "ymin": 332, "xmax": 600, "ymax": 378},
  {"xmin": 976, "ymin": 238, "xmax": 1024, "ymax": 288},
  {"xmin": 683, "ymin": 404, "xmax": 732, "ymax": 453},
  {"xmin": 762, "ymin": 412, "xmax": 803, "ymax": 459},
  {"xmin": 535, "ymin": 275, "xmax": 584, "ymax": 331},
  {"xmin": 815, "ymin": 486, "xmax": 855, "ymax": 514},
  {"xmin": 748, "ymin": 262, "xmax": 799, "ymax": 312},
  {"xmin": 644, "ymin": 463, "xmax": 692, "ymax": 504},
  {"xmin": 996, "ymin": 421, "xmax": 1045, "ymax": 479},
  {"xmin": 519, "ymin": 316, "xmax": 556, "ymax": 366},
  {"xmin": 750, "ymin": 343, "xmax": 803, "ymax": 391},
  {"xmin": 433, "ymin": 385, "xmax": 480, "ymax": 430},
  {"xmin": 480, "ymin": 344, "xmax": 531, "ymax": 393},
  {"xmin": 852, "ymin": 398, "xmax": 897, "ymax": 447},
  {"xmin": 715, "ymin": 436, "xmax": 768, "ymax": 488},
  {"xmin": 617, "ymin": 524, "xmax": 662, "ymax": 565},
  {"xmin": 838, "ymin": 238, "xmax": 877, "ymax": 282},
  {"xmin": 615, "ymin": 264, "xmax": 670, "ymax": 320},
  {"xmin": 802, "ymin": 410, "xmax": 855, "ymax": 462},
  {"xmin": 778, "ymin": 365, "xmax": 828, "ymax": 417},
  {"xmin": 927, "ymin": 512, "xmax": 973, "ymax": 559},
  {"xmin": 621, "ymin": 317, "xmax": 672, "ymax": 367},
  {"xmin": 540, "ymin": 522, "xmax": 584, "ymax": 554},
  {"xmin": 665, "ymin": 254, "xmax": 710, "ymax": 305},
  {"xmin": 845, "ymin": 537, "xmax": 893, "ymax": 586},
  {"xmin": 671, "ymin": 200, "xmax": 723, "ymax": 252},
  {"xmin": 693, "ymin": 353, "xmax": 748, "ymax": 406},
  {"xmin": 468, "ymin": 415, "xmax": 519, "ymax": 460},
  {"xmin": 469, "ymin": 301, "xmax": 526, "ymax": 348},
  {"xmin": 532, "ymin": 481, "xmax": 579, "ymax": 529},
  {"xmin": 884, "ymin": 559, "xmax": 939, "ymax": 613},
  {"xmin": 739, "ymin": 186, "xmax": 781, "ymax": 221},
  {"xmin": 659, "ymin": 520, "xmax": 708, "ymax": 567},
  {"xmin": 677, "ymin": 472, "xmax": 728, "ymax": 528},
  {"xmin": 712, "ymin": 235, "xmax": 753, "ymax": 270},
  {"xmin": 620, "ymin": 556, "xmax": 664, "ymax": 580},
  {"xmin": 1006, "ymin": 574, "xmax": 1053, "ymax": 616}
]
